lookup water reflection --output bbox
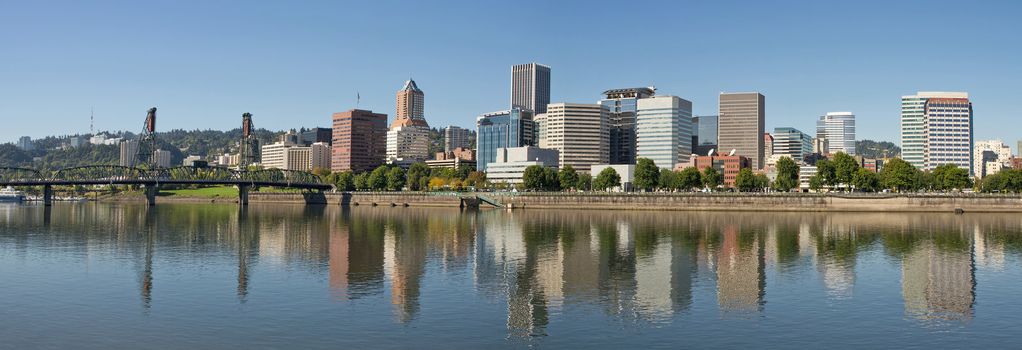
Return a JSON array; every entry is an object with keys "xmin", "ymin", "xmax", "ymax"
[{"xmin": 3, "ymin": 204, "xmax": 1020, "ymax": 340}]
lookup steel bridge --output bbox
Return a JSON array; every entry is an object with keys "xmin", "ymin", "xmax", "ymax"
[{"xmin": 0, "ymin": 165, "xmax": 332, "ymax": 206}]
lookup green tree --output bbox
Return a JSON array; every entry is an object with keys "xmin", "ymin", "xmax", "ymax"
[
  {"xmin": 454, "ymin": 164, "xmax": 473, "ymax": 180},
  {"xmin": 932, "ymin": 163, "xmax": 972, "ymax": 191},
  {"xmin": 850, "ymin": 168, "xmax": 879, "ymax": 192},
  {"xmin": 576, "ymin": 173, "xmax": 592, "ymax": 191},
  {"xmin": 809, "ymin": 174, "xmax": 824, "ymax": 192},
  {"xmin": 633, "ymin": 158, "xmax": 659, "ymax": 192},
  {"xmin": 754, "ymin": 173, "xmax": 770, "ymax": 191},
  {"xmin": 701, "ymin": 166, "xmax": 722, "ymax": 190},
  {"xmin": 593, "ymin": 167, "xmax": 621, "ymax": 191},
  {"xmin": 735, "ymin": 168, "xmax": 757, "ymax": 192},
  {"xmin": 406, "ymin": 163, "xmax": 430, "ymax": 191},
  {"xmin": 980, "ymin": 169, "xmax": 1022, "ymax": 193},
  {"xmin": 558, "ymin": 165, "xmax": 579, "ymax": 191},
  {"xmin": 353, "ymin": 172, "xmax": 370, "ymax": 191},
  {"xmin": 368, "ymin": 165, "xmax": 389, "ymax": 190},
  {"xmin": 386, "ymin": 167, "xmax": 406, "ymax": 191},
  {"xmin": 916, "ymin": 171, "xmax": 934, "ymax": 191},
  {"xmin": 335, "ymin": 171, "xmax": 355, "ymax": 191},
  {"xmin": 542, "ymin": 167, "xmax": 560, "ymax": 191},
  {"xmin": 522, "ymin": 165, "xmax": 546, "ymax": 191},
  {"xmin": 773, "ymin": 156, "xmax": 799, "ymax": 192},
  {"xmin": 658, "ymin": 168, "xmax": 679, "ymax": 191},
  {"xmin": 815, "ymin": 159, "xmax": 837, "ymax": 188},
  {"xmin": 464, "ymin": 171, "xmax": 486, "ymax": 189},
  {"xmin": 678, "ymin": 167, "xmax": 702, "ymax": 191},
  {"xmin": 878, "ymin": 158, "xmax": 918, "ymax": 192},
  {"xmin": 831, "ymin": 152, "xmax": 860, "ymax": 189}
]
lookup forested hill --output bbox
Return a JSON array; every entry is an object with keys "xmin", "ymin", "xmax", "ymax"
[
  {"xmin": 855, "ymin": 140, "xmax": 900, "ymax": 158},
  {"xmin": 0, "ymin": 128, "xmax": 282, "ymax": 170}
]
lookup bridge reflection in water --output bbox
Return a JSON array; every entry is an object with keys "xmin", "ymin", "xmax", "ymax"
[
  {"xmin": 0, "ymin": 165, "xmax": 331, "ymax": 206},
  {"xmin": 1, "ymin": 204, "xmax": 1011, "ymax": 341}
]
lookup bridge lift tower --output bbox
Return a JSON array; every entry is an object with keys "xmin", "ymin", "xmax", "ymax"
[
  {"xmin": 133, "ymin": 107, "xmax": 162, "ymax": 206},
  {"xmin": 238, "ymin": 113, "xmax": 259, "ymax": 169},
  {"xmin": 133, "ymin": 107, "xmax": 161, "ymax": 169}
]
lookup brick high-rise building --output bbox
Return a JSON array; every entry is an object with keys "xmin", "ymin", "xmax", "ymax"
[
  {"xmin": 332, "ymin": 109, "xmax": 387, "ymax": 173},
  {"xmin": 387, "ymin": 79, "xmax": 430, "ymax": 165},
  {"xmin": 395, "ymin": 79, "xmax": 425, "ymax": 120}
]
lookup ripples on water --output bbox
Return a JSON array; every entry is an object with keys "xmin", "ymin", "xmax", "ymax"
[{"xmin": 1, "ymin": 203, "xmax": 1021, "ymax": 349}]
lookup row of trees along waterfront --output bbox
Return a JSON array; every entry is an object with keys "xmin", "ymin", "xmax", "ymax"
[
  {"xmin": 317, "ymin": 163, "xmax": 485, "ymax": 192},
  {"xmin": 314, "ymin": 153, "xmax": 994, "ymax": 193}
]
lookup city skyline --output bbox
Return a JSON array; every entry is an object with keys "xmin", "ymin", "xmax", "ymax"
[{"xmin": 2, "ymin": 1, "xmax": 1021, "ymax": 149}]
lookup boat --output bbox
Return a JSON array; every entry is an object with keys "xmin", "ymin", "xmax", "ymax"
[{"xmin": 0, "ymin": 187, "xmax": 25, "ymax": 203}]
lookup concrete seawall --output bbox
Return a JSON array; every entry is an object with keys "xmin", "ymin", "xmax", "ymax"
[{"xmin": 247, "ymin": 192, "xmax": 1022, "ymax": 213}]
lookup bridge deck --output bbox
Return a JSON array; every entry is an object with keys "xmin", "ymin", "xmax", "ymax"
[{"xmin": 0, "ymin": 180, "xmax": 331, "ymax": 190}]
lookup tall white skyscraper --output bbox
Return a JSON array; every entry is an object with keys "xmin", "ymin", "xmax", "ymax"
[
  {"xmin": 816, "ymin": 112, "xmax": 856, "ymax": 155},
  {"xmin": 536, "ymin": 103, "xmax": 609, "ymax": 172},
  {"xmin": 636, "ymin": 95, "xmax": 693, "ymax": 169},
  {"xmin": 511, "ymin": 63, "xmax": 551, "ymax": 114},
  {"xmin": 900, "ymin": 92, "xmax": 973, "ymax": 173}
]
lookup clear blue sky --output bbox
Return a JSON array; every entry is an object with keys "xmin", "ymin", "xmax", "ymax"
[{"xmin": 2, "ymin": 0, "xmax": 1020, "ymax": 148}]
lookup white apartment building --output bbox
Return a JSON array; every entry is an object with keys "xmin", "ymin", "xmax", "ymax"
[
  {"xmin": 636, "ymin": 95, "xmax": 693, "ymax": 169},
  {"xmin": 153, "ymin": 149, "xmax": 172, "ymax": 169},
  {"xmin": 974, "ymin": 139, "xmax": 1011, "ymax": 178},
  {"xmin": 536, "ymin": 103, "xmax": 609, "ymax": 172},
  {"xmin": 386, "ymin": 124, "xmax": 430, "ymax": 164}
]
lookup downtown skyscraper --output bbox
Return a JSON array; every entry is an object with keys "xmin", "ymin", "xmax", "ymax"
[
  {"xmin": 900, "ymin": 92, "xmax": 973, "ymax": 173},
  {"xmin": 511, "ymin": 63, "xmax": 551, "ymax": 114},
  {"xmin": 598, "ymin": 87, "xmax": 656, "ymax": 164},
  {"xmin": 387, "ymin": 79, "xmax": 430, "ymax": 164},
  {"xmin": 476, "ymin": 108, "xmax": 535, "ymax": 171},
  {"xmin": 332, "ymin": 109, "xmax": 388, "ymax": 173},
  {"xmin": 772, "ymin": 127, "xmax": 813, "ymax": 164},
  {"xmin": 536, "ymin": 103, "xmax": 609, "ymax": 172},
  {"xmin": 718, "ymin": 92, "xmax": 766, "ymax": 169},
  {"xmin": 636, "ymin": 95, "xmax": 693, "ymax": 169},
  {"xmin": 816, "ymin": 112, "xmax": 856, "ymax": 155}
]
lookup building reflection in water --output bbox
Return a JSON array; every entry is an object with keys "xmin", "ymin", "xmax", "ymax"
[
  {"xmin": 17, "ymin": 204, "xmax": 1021, "ymax": 334},
  {"xmin": 713, "ymin": 224, "xmax": 765, "ymax": 315},
  {"xmin": 901, "ymin": 232, "xmax": 975, "ymax": 323}
]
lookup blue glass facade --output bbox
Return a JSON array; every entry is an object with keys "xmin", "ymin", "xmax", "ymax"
[{"xmin": 476, "ymin": 108, "xmax": 534, "ymax": 171}]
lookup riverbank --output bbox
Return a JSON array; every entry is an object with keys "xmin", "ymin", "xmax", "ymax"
[{"xmin": 239, "ymin": 192, "xmax": 1022, "ymax": 213}]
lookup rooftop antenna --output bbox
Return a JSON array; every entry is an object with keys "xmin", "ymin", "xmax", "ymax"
[{"xmin": 356, "ymin": 91, "xmax": 360, "ymax": 108}]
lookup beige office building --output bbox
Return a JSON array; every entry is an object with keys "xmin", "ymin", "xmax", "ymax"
[
  {"xmin": 261, "ymin": 141, "xmax": 330, "ymax": 171},
  {"xmin": 536, "ymin": 103, "xmax": 609, "ymax": 172},
  {"xmin": 719, "ymin": 92, "xmax": 766, "ymax": 169}
]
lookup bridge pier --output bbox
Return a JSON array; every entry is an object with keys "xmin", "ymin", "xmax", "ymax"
[
  {"xmin": 238, "ymin": 184, "xmax": 250, "ymax": 206},
  {"xmin": 43, "ymin": 185, "xmax": 53, "ymax": 207},
  {"xmin": 144, "ymin": 185, "xmax": 159, "ymax": 206}
]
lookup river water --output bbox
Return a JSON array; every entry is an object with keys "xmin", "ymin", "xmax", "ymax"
[{"xmin": 1, "ymin": 203, "xmax": 1020, "ymax": 349}]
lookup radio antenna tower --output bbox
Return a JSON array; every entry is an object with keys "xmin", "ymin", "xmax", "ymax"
[
  {"xmin": 133, "ymin": 107, "xmax": 160, "ymax": 169},
  {"xmin": 90, "ymin": 107, "xmax": 94, "ymax": 134}
]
